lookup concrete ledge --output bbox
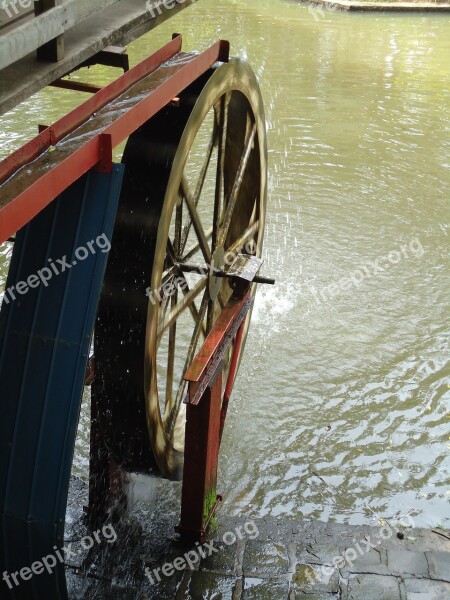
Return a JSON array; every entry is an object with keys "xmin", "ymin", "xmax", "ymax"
[{"xmin": 302, "ymin": 0, "xmax": 450, "ymax": 12}]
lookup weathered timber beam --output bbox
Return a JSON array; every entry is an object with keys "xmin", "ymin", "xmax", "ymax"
[
  {"xmin": 34, "ymin": 0, "xmax": 64, "ymax": 62},
  {"xmin": 0, "ymin": 0, "xmax": 122, "ymax": 70},
  {"xmin": 0, "ymin": 0, "xmax": 196, "ymax": 115}
]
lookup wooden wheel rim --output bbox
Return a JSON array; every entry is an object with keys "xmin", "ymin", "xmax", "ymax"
[{"xmin": 144, "ymin": 59, "xmax": 267, "ymax": 479}]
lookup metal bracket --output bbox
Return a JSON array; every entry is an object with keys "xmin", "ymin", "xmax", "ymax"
[
  {"xmin": 95, "ymin": 133, "xmax": 113, "ymax": 173},
  {"xmin": 79, "ymin": 46, "xmax": 130, "ymax": 72},
  {"xmin": 175, "ymin": 254, "xmax": 276, "ymax": 287},
  {"xmin": 50, "ymin": 79, "xmax": 102, "ymax": 94}
]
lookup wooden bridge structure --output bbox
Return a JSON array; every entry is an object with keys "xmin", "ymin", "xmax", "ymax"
[{"xmin": 0, "ymin": 0, "xmax": 194, "ymax": 115}]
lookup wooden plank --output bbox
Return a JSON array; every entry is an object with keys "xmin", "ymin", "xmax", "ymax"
[
  {"xmin": 0, "ymin": 0, "xmax": 122, "ymax": 70},
  {"xmin": 0, "ymin": 0, "xmax": 195, "ymax": 116},
  {"xmin": 0, "ymin": 40, "xmax": 227, "ymax": 240},
  {"xmin": 35, "ymin": 0, "xmax": 64, "ymax": 62}
]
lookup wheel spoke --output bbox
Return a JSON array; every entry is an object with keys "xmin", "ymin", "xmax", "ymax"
[
  {"xmin": 213, "ymin": 93, "xmax": 229, "ymax": 248},
  {"xmin": 176, "ymin": 272, "xmax": 208, "ymax": 336},
  {"xmin": 248, "ymin": 199, "xmax": 258, "ymax": 229},
  {"xmin": 165, "ymin": 290, "xmax": 209, "ymax": 434},
  {"xmin": 181, "ymin": 226, "xmax": 213, "ymax": 262},
  {"xmin": 181, "ymin": 177, "xmax": 212, "ymax": 264},
  {"xmin": 166, "ymin": 238, "xmax": 177, "ymax": 264},
  {"xmin": 226, "ymin": 220, "xmax": 260, "ymax": 257},
  {"xmin": 161, "ymin": 264, "xmax": 177, "ymax": 283},
  {"xmin": 174, "ymin": 197, "xmax": 183, "ymax": 256},
  {"xmin": 166, "ymin": 239, "xmax": 207, "ymax": 335},
  {"xmin": 157, "ymin": 276, "xmax": 207, "ymax": 341},
  {"xmin": 166, "ymin": 288, "xmax": 178, "ymax": 405},
  {"xmin": 218, "ymin": 122, "xmax": 257, "ymax": 248},
  {"xmin": 160, "ymin": 283, "xmax": 173, "ymax": 316},
  {"xmin": 179, "ymin": 128, "xmax": 216, "ymax": 256}
]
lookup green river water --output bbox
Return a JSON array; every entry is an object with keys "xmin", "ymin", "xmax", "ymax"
[{"xmin": 1, "ymin": 0, "xmax": 449, "ymax": 528}]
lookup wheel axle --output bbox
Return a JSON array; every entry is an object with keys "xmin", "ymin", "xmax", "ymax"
[{"xmin": 175, "ymin": 256, "xmax": 276, "ymax": 286}]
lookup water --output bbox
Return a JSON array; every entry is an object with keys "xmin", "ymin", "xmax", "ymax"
[{"xmin": 1, "ymin": 0, "xmax": 449, "ymax": 529}]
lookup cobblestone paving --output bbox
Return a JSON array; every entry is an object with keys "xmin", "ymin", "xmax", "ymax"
[{"xmin": 66, "ymin": 503, "xmax": 450, "ymax": 599}]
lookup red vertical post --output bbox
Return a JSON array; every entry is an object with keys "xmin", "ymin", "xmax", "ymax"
[
  {"xmin": 177, "ymin": 370, "xmax": 223, "ymax": 543},
  {"xmin": 176, "ymin": 290, "xmax": 254, "ymax": 543},
  {"xmin": 220, "ymin": 319, "xmax": 246, "ymax": 443}
]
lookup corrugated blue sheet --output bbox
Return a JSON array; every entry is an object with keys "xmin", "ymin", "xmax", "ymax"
[{"xmin": 0, "ymin": 165, "xmax": 124, "ymax": 599}]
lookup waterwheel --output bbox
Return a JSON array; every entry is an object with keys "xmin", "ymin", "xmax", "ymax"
[{"xmin": 94, "ymin": 59, "xmax": 267, "ymax": 481}]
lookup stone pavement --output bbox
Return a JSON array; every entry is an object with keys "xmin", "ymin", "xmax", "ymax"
[{"xmin": 65, "ymin": 479, "xmax": 450, "ymax": 600}]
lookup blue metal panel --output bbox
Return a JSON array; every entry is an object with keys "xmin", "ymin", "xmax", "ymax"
[{"xmin": 0, "ymin": 164, "xmax": 124, "ymax": 599}]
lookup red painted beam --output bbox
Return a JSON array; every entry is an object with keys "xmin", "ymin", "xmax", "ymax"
[
  {"xmin": 220, "ymin": 318, "xmax": 246, "ymax": 442},
  {"xmin": 184, "ymin": 292, "xmax": 251, "ymax": 383},
  {"xmin": 0, "ymin": 35, "xmax": 183, "ymax": 187},
  {"xmin": 177, "ymin": 372, "xmax": 223, "ymax": 543},
  {"xmin": 0, "ymin": 39, "xmax": 230, "ymax": 244}
]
